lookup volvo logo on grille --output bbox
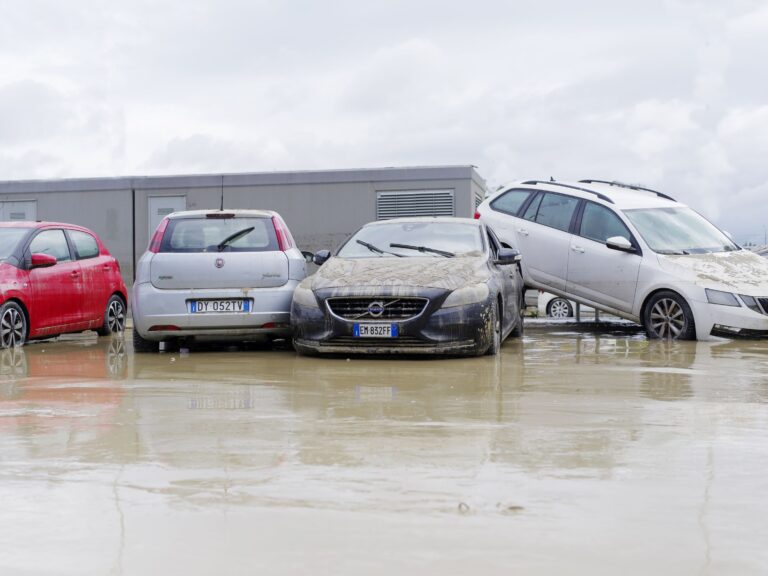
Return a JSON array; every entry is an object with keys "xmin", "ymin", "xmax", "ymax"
[
  {"xmin": 215, "ymin": 258, "xmax": 225, "ymax": 269},
  {"xmin": 367, "ymin": 301, "xmax": 386, "ymax": 318}
]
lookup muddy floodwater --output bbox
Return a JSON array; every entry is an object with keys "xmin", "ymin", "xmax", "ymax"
[{"xmin": 1, "ymin": 325, "xmax": 767, "ymax": 575}]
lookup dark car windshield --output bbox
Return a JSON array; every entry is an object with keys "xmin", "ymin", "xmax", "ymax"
[
  {"xmin": 159, "ymin": 217, "xmax": 278, "ymax": 253},
  {"xmin": 624, "ymin": 207, "xmax": 739, "ymax": 254},
  {"xmin": 337, "ymin": 221, "xmax": 483, "ymax": 258},
  {"xmin": 0, "ymin": 227, "xmax": 32, "ymax": 260}
]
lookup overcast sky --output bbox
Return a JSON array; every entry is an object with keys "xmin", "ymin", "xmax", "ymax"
[{"xmin": 1, "ymin": 0, "xmax": 766, "ymax": 242}]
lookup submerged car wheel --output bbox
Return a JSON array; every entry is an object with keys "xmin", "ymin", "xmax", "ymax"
[
  {"xmin": 132, "ymin": 329, "xmax": 159, "ymax": 353},
  {"xmin": 547, "ymin": 298, "xmax": 573, "ymax": 318},
  {"xmin": 485, "ymin": 298, "xmax": 501, "ymax": 356},
  {"xmin": 644, "ymin": 291, "xmax": 696, "ymax": 340},
  {"xmin": 0, "ymin": 302, "xmax": 26, "ymax": 349},
  {"xmin": 97, "ymin": 295, "xmax": 126, "ymax": 336}
]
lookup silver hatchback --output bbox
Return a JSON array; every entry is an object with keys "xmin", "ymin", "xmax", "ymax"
[{"xmin": 132, "ymin": 210, "xmax": 306, "ymax": 351}]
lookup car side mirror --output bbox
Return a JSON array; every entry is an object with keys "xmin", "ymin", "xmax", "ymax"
[
  {"xmin": 313, "ymin": 250, "xmax": 331, "ymax": 266},
  {"xmin": 31, "ymin": 253, "xmax": 57, "ymax": 268},
  {"xmin": 495, "ymin": 247, "xmax": 521, "ymax": 265},
  {"xmin": 606, "ymin": 236, "xmax": 636, "ymax": 253},
  {"xmin": 301, "ymin": 250, "xmax": 314, "ymax": 263}
]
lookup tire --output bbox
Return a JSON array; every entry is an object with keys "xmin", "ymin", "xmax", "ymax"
[
  {"xmin": 510, "ymin": 301, "xmax": 524, "ymax": 338},
  {"xmin": 97, "ymin": 295, "xmax": 126, "ymax": 336},
  {"xmin": 132, "ymin": 328, "xmax": 159, "ymax": 353},
  {"xmin": 484, "ymin": 298, "xmax": 501, "ymax": 356},
  {"xmin": 0, "ymin": 302, "xmax": 26, "ymax": 349},
  {"xmin": 547, "ymin": 297, "xmax": 573, "ymax": 318},
  {"xmin": 643, "ymin": 290, "xmax": 696, "ymax": 340}
]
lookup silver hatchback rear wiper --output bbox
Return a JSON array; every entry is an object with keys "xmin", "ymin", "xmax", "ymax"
[
  {"xmin": 217, "ymin": 226, "xmax": 255, "ymax": 252},
  {"xmin": 389, "ymin": 243, "xmax": 454, "ymax": 258}
]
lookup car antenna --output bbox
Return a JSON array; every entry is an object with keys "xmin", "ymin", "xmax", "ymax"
[
  {"xmin": 550, "ymin": 176, "xmax": 555, "ymax": 182},
  {"xmin": 220, "ymin": 174, "xmax": 224, "ymax": 211}
]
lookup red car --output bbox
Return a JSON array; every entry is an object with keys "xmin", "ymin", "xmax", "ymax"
[{"xmin": 0, "ymin": 222, "xmax": 127, "ymax": 348}]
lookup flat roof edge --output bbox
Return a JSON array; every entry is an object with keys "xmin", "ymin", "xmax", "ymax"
[{"xmin": 0, "ymin": 165, "xmax": 481, "ymax": 193}]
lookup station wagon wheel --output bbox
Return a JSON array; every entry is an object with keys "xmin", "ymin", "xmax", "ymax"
[
  {"xmin": 547, "ymin": 298, "xmax": 573, "ymax": 318},
  {"xmin": 0, "ymin": 302, "xmax": 26, "ymax": 349},
  {"xmin": 97, "ymin": 295, "xmax": 126, "ymax": 336},
  {"xmin": 644, "ymin": 291, "xmax": 696, "ymax": 340}
]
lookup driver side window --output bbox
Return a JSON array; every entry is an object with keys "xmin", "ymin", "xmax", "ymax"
[
  {"xmin": 580, "ymin": 202, "xmax": 632, "ymax": 244},
  {"xmin": 28, "ymin": 229, "xmax": 72, "ymax": 262}
]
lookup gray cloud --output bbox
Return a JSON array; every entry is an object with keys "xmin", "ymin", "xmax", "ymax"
[{"xmin": 0, "ymin": 0, "xmax": 767, "ymax": 242}]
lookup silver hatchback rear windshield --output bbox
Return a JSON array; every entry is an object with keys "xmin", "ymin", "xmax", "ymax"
[{"xmin": 159, "ymin": 217, "xmax": 278, "ymax": 253}]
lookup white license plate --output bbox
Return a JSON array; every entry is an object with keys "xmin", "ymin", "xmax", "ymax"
[
  {"xmin": 354, "ymin": 323, "xmax": 398, "ymax": 338},
  {"xmin": 189, "ymin": 299, "xmax": 250, "ymax": 313}
]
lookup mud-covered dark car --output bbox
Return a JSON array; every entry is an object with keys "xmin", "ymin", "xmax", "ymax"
[{"xmin": 291, "ymin": 217, "xmax": 524, "ymax": 356}]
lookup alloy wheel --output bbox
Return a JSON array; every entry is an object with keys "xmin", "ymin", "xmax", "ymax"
[
  {"xmin": 0, "ymin": 307, "xmax": 25, "ymax": 348},
  {"xmin": 548, "ymin": 299, "xmax": 572, "ymax": 318},
  {"xmin": 649, "ymin": 297, "xmax": 685, "ymax": 339},
  {"xmin": 107, "ymin": 299, "xmax": 126, "ymax": 333}
]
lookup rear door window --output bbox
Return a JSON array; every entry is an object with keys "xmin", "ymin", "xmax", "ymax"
[
  {"xmin": 159, "ymin": 217, "xmax": 279, "ymax": 253},
  {"xmin": 534, "ymin": 193, "xmax": 580, "ymax": 232},
  {"xmin": 28, "ymin": 229, "xmax": 72, "ymax": 262},
  {"xmin": 490, "ymin": 189, "xmax": 533, "ymax": 216},
  {"xmin": 579, "ymin": 202, "xmax": 633, "ymax": 244},
  {"xmin": 68, "ymin": 230, "xmax": 100, "ymax": 259}
]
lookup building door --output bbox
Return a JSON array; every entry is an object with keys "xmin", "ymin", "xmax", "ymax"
[
  {"xmin": 0, "ymin": 200, "xmax": 37, "ymax": 221},
  {"xmin": 148, "ymin": 196, "xmax": 186, "ymax": 236}
]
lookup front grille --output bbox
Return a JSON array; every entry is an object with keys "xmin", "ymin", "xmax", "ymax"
[
  {"xmin": 326, "ymin": 336, "xmax": 432, "ymax": 348},
  {"xmin": 326, "ymin": 297, "xmax": 428, "ymax": 320},
  {"xmin": 758, "ymin": 298, "xmax": 768, "ymax": 315}
]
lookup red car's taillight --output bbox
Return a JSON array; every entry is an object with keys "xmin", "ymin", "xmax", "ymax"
[
  {"xmin": 148, "ymin": 218, "xmax": 169, "ymax": 253},
  {"xmin": 473, "ymin": 211, "xmax": 481, "ymax": 219},
  {"xmin": 272, "ymin": 215, "xmax": 293, "ymax": 251}
]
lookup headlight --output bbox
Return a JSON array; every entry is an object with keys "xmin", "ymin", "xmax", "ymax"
[
  {"xmin": 705, "ymin": 289, "xmax": 740, "ymax": 307},
  {"xmin": 292, "ymin": 284, "xmax": 319, "ymax": 308},
  {"xmin": 442, "ymin": 283, "xmax": 489, "ymax": 308}
]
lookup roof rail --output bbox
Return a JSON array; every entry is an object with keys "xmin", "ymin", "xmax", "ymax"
[
  {"xmin": 579, "ymin": 179, "xmax": 676, "ymax": 202},
  {"xmin": 521, "ymin": 180, "xmax": 614, "ymax": 204}
]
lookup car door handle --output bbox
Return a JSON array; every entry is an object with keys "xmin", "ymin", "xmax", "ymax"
[
  {"xmin": 102, "ymin": 265, "xmax": 111, "ymax": 271},
  {"xmin": 70, "ymin": 271, "xmax": 80, "ymax": 278},
  {"xmin": 571, "ymin": 245, "xmax": 585, "ymax": 254},
  {"xmin": 517, "ymin": 228, "xmax": 529, "ymax": 236}
]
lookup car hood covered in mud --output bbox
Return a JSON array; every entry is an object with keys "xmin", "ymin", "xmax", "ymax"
[
  {"xmin": 657, "ymin": 250, "xmax": 768, "ymax": 294},
  {"xmin": 308, "ymin": 256, "xmax": 490, "ymax": 292}
]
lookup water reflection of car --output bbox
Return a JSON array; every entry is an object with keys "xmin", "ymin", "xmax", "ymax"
[
  {"xmin": 0, "ymin": 337, "xmax": 127, "ymax": 404},
  {"xmin": 476, "ymin": 179, "xmax": 768, "ymax": 340},
  {"xmin": 292, "ymin": 217, "xmax": 524, "ymax": 356},
  {"xmin": 0, "ymin": 221, "xmax": 127, "ymax": 349},
  {"xmin": 132, "ymin": 210, "xmax": 306, "ymax": 352}
]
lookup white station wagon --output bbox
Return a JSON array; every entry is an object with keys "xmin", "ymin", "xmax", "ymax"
[
  {"xmin": 477, "ymin": 179, "xmax": 768, "ymax": 340},
  {"xmin": 132, "ymin": 209, "xmax": 306, "ymax": 351}
]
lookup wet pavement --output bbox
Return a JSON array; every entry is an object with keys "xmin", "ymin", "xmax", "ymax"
[{"xmin": 1, "ymin": 327, "xmax": 767, "ymax": 575}]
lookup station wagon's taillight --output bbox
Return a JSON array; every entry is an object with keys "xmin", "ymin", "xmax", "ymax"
[
  {"xmin": 272, "ymin": 215, "xmax": 294, "ymax": 251},
  {"xmin": 148, "ymin": 218, "xmax": 169, "ymax": 253},
  {"xmin": 474, "ymin": 211, "xmax": 481, "ymax": 219}
]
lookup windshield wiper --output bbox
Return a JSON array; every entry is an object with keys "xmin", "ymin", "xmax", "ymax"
[
  {"xmin": 217, "ymin": 226, "xmax": 255, "ymax": 251},
  {"xmin": 656, "ymin": 249, "xmax": 690, "ymax": 255},
  {"xmin": 356, "ymin": 239, "xmax": 403, "ymax": 257},
  {"xmin": 389, "ymin": 243, "xmax": 454, "ymax": 258}
]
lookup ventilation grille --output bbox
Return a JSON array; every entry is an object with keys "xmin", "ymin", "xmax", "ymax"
[
  {"xmin": 474, "ymin": 191, "xmax": 485, "ymax": 209},
  {"xmin": 376, "ymin": 190, "xmax": 454, "ymax": 220}
]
